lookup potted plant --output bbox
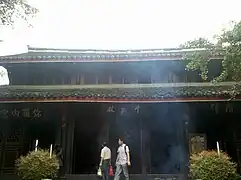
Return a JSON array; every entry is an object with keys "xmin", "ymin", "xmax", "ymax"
[
  {"xmin": 16, "ymin": 149, "xmax": 59, "ymax": 180},
  {"xmin": 190, "ymin": 150, "xmax": 238, "ymax": 180}
]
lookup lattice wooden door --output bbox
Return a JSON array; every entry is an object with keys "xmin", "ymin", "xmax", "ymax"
[{"xmin": 0, "ymin": 129, "xmax": 21, "ymax": 175}]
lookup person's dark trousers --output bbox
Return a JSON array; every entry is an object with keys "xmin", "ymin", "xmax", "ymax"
[{"xmin": 101, "ymin": 159, "xmax": 110, "ymax": 180}]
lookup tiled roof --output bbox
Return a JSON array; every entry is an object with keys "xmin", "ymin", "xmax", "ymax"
[
  {"xmin": 0, "ymin": 47, "xmax": 224, "ymax": 63},
  {"xmin": 0, "ymin": 83, "xmax": 237, "ymax": 102}
]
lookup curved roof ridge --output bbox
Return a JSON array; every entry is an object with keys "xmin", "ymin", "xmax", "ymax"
[
  {"xmin": 0, "ymin": 46, "xmax": 223, "ymax": 63},
  {"xmin": 28, "ymin": 46, "xmax": 208, "ymax": 53}
]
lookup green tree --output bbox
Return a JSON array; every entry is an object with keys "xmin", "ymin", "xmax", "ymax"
[
  {"xmin": 182, "ymin": 21, "xmax": 241, "ymax": 83},
  {"xmin": 0, "ymin": 0, "xmax": 38, "ymax": 26}
]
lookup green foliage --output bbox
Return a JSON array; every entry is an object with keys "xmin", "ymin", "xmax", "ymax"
[
  {"xmin": 16, "ymin": 149, "xmax": 59, "ymax": 180},
  {"xmin": 0, "ymin": 0, "xmax": 38, "ymax": 26},
  {"xmin": 190, "ymin": 150, "xmax": 238, "ymax": 180},
  {"xmin": 182, "ymin": 21, "xmax": 241, "ymax": 83},
  {"xmin": 180, "ymin": 37, "xmax": 215, "ymax": 49}
]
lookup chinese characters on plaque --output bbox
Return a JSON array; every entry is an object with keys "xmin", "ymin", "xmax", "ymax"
[
  {"xmin": 106, "ymin": 105, "xmax": 140, "ymax": 115},
  {"xmin": 107, "ymin": 105, "xmax": 115, "ymax": 113},
  {"xmin": 0, "ymin": 108, "xmax": 42, "ymax": 119},
  {"xmin": 210, "ymin": 103, "xmax": 234, "ymax": 114}
]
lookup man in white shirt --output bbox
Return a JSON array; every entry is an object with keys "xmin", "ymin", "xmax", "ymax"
[
  {"xmin": 114, "ymin": 138, "xmax": 131, "ymax": 180},
  {"xmin": 100, "ymin": 142, "xmax": 111, "ymax": 180}
]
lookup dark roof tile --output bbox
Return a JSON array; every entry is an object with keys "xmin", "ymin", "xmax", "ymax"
[{"xmin": 0, "ymin": 84, "xmax": 237, "ymax": 101}]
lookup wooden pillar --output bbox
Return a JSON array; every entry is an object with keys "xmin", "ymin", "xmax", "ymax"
[
  {"xmin": 80, "ymin": 75, "xmax": 84, "ymax": 85},
  {"xmin": 108, "ymin": 75, "xmax": 112, "ymax": 84},
  {"xmin": 53, "ymin": 78, "xmax": 56, "ymax": 85},
  {"xmin": 139, "ymin": 111, "xmax": 146, "ymax": 174},
  {"xmin": 60, "ymin": 106, "xmax": 67, "ymax": 174},
  {"xmin": 181, "ymin": 103, "xmax": 191, "ymax": 179},
  {"xmin": 122, "ymin": 78, "xmax": 125, "ymax": 84},
  {"xmin": 61, "ymin": 77, "xmax": 65, "ymax": 85},
  {"xmin": 65, "ymin": 116, "xmax": 75, "ymax": 174},
  {"xmin": 95, "ymin": 76, "xmax": 99, "ymax": 84},
  {"xmin": 71, "ymin": 75, "xmax": 76, "ymax": 85},
  {"xmin": 141, "ymin": 104, "xmax": 152, "ymax": 174},
  {"xmin": 60, "ymin": 104, "xmax": 75, "ymax": 175}
]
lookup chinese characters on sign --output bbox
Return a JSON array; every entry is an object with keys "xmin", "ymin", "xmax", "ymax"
[
  {"xmin": 22, "ymin": 108, "xmax": 31, "ymax": 118},
  {"xmin": 12, "ymin": 109, "xmax": 20, "ymax": 117},
  {"xmin": 106, "ymin": 105, "xmax": 140, "ymax": 115},
  {"xmin": 134, "ymin": 105, "xmax": 140, "ymax": 114},
  {"xmin": 225, "ymin": 103, "xmax": 233, "ymax": 113},
  {"xmin": 32, "ymin": 108, "xmax": 42, "ymax": 118},
  {"xmin": 0, "ymin": 108, "xmax": 42, "ymax": 119},
  {"xmin": 210, "ymin": 103, "xmax": 234, "ymax": 114},
  {"xmin": 107, "ymin": 105, "xmax": 115, "ymax": 113},
  {"xmin": 211, "ymin": 103, "xmax": 219, "ymax": 114},
  {"xmin": 120, "ymin": 108, "xmax": 127, "ymax": 115}
]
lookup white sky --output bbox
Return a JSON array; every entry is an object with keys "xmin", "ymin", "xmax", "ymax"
[{"xmin": 1, "ymin": 0, "xmax": 241, "ymax": 49}]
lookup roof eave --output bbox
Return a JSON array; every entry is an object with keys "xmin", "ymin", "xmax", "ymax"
[
  {"xmin": 0, "ymin": 82, "xmax": 237, "ymax": 102},
  {"xmin": 0, "ymin": 47, "xmax": 224, "ymax": 63}
]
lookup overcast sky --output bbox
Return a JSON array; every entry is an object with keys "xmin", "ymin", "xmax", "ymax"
[{"xmin": 1, "ymin": 0, "xmax": 241, "ymax": 49}]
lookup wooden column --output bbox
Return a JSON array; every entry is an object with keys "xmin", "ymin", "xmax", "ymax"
[
  {"xmin": 60, "ymin": 106, "xmax": 67, "ymax": 174},
  {"xmin": 108, "ymin": 75, "xmax": 112, "ymax": 84},
  {"xmin": 138, "ymin": 109, "xmax": 146, "ymax": 174},
  {"xmin": 65, "ymin": 116, "xmax": 75, "ymax": 174},
  {"xmin": 80, "ymin": 75, "xmax": 84, "ymax": 85},
  {"xmin": 95, "ymin": 76, "xmax": 99, "ymax": 84},
  {"xmin": 60, "ymin": 104, "xmax": 75, "ymax": 175},
  {"xmin": 181, "ymin": 104, "xmax": 190, "ymax": 179},
  {"xmin": 141, "ymin": 104, "xmax": 152, "ymax": 174}
]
